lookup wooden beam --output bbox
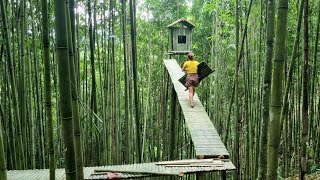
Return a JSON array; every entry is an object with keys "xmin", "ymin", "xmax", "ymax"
[{"xmin": 94, "ymin": 169, "xmax": 184, "ymax": 177}]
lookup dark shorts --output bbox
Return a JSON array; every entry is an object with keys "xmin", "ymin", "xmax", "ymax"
[{"xmin": 185, "ymin": 74, "xmax": 199, "ymax": 87}]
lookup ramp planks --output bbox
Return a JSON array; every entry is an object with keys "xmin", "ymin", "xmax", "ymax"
[
  {"xmin": 7, "ymin": 159, "xmax": 235, "ymax": 180},
  {"xmin": 164, "ymin": 59, "xmax": 229, "ymax": 159}
]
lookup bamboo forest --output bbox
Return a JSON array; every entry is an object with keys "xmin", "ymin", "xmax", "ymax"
[{"xmin": 0, "ymin": 0, "xmax": 320, "ymax": 179}]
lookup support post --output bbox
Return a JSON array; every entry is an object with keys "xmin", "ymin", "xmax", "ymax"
[
  {"xmin": 169, "ymin": 86, "xmax": 177, "ymax": 160},
  {"xmin": 196, "ymin": 172, "xmax": 206, "ymax": 179},
  {"xmin": 221, "ymin": 171, "xmax": 227, "ymax": 180}
]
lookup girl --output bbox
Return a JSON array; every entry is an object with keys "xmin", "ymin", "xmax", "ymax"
[{"xmin": 182, "ymin": 52, "xmax": 199, "ymax": 108}]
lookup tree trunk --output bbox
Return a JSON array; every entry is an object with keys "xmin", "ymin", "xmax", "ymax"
[
  {"xmin": 234, "ymin": 0, "xmax": 240, "ymax": 178},
  {"xmin": 19, "ymin": 0, "xmax": 27, "ymax": 169},
  {"xmin": 0, "ymin": 120, "xmax": 7, "ymax": 180},
  {"xmin": 66, "ymin": 0, "xmax": 84, "ymax": 178},
  {"xmin": 121, "ymin": 0, "xmax": 131, "ymax": 164},
  {"xmin": 267, "ymin": 0, "xmax": 289, "ymax": 178},
  {"xmin": 258, "ymin": 0, "xmax": 275, "ymax": 178},
  {"xmin": 313, "ymin": 0, "xmax": 320, "ymax": 163},
  {"xmin": 26, "ymin": 48, "xmax": 35, "ymax": 169},
  {"xmin": 53, "ymin": 0, "xmax": 77, "ymax": 179},
  {"xmin": 41, "ymin": 0, "xmax": 55, "ymax": 178},
  {"xmin": 301, "ymin": 0, "xmax": 309, "ymax": 178},
  {"xmin": 129, "ymin": 0, "xmax": 141, "ymax": 163},
  {"xmin": 88, "ymin": 0, "xmax": 97, "ymax": 165}
]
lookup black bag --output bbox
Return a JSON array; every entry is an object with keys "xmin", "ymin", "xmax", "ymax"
[{"xmin": 178, "ymin": 62, "xmax": 214, "ymax": 89}]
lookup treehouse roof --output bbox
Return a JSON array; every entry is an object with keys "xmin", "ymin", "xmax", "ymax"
[{"xmin": 167, "ymin": 18, "xmax": 195, "ymax": 29}]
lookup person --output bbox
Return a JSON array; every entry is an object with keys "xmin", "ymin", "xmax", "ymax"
[{"xmin": 182, "ymin": 52, "xmax": 199, "ymax": 108}]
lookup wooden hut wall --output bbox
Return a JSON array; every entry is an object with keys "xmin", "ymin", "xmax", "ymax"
[{"xmin": 171, "ymin": 27, "xmax": 192, "ymax": 51}]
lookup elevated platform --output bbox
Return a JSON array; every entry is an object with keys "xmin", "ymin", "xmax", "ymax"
[
  {"xmin": 8, "ymin": 159, "xmax": 235, "ymax": 179},
  {"xmin": 163, "ymin": 59, "xmax": 229, "ymax": 159},
  {"xmin": 167, "ymin": 50, "xmax": 191, "ymax": 55}
]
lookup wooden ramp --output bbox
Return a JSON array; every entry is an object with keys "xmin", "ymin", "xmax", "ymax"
[
  {"xmin": 6, "ymin": 59, "xmax": 234, "ymax": 180},
  {"xmin": 164, "ymin": 59, "xmax": 229, "ymax": 159},
  {"xmin": 7, "ymin": 159, "xmax": 235, "ymax": 179}
]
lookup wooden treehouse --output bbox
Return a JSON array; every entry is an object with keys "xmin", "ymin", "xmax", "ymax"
[{"xmin": 167, "ymin": 18, "xmax": 195, "ymax": 55}]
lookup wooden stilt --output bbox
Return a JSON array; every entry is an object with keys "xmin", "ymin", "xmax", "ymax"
[
  {"xmin": 221, "ymin": 170, "xmax": 226, "ymax": 180},
  {"xmin": 196, "ymin": 172, "xmax": 206, "ymax": 180}
]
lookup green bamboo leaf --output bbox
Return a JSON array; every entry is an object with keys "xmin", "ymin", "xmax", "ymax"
[{"xmin": 92, "ymin": 112, "xmax": 103, "ymax": 123}]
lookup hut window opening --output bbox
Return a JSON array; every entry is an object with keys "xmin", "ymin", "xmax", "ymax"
[{"xmin": 178, "ymin": 35, "xmax": 186, "ymax": 44}]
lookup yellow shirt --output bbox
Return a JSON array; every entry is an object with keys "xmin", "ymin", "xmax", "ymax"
[{"xmin": 183, "ymin": 60, "xmax": 199, "ymax": 74}]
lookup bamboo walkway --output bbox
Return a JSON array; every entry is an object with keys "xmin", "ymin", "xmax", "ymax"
[
  {"xmin": 7, "ymin": 59, "xmax": 234, "ymax": 179},
  {"xmin": 7, "ymin": 159, "xmax": 235, "ymax": 179},
  {"xmin": 163, "ymin": 59, "xmax": 229, "ymax": 159}
]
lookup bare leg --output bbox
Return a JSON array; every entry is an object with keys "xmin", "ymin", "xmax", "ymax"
[
  {"xmin": 189, "ymin": 86, "xmax": 194, "ymax": 108},
  {"xmin": 192, "ymin": 87, "xmax": 196, "ymax": 107}
]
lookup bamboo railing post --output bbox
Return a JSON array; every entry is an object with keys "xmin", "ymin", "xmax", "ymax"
[
  {"xmin": 196, "ymin": 172, "xmax": 206, "ymax": 179},
  {"xmin": 170, "ymin": 86, "xmax": 177, "ymax": 160},
  {"xmin": 221, "ymin": 171, "xmax": 226, "ymax": 180}
]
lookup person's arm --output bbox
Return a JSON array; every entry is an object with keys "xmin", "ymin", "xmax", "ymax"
[{"xmin": 182, "ymin": 62, "xmax": 187, "ymax": 72}]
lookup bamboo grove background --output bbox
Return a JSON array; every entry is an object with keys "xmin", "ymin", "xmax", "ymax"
[{"xmin": 0, "ymin": 0, "xmax": 319, "ymax": 179}]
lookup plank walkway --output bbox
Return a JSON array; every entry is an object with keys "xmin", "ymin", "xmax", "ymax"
[
  {"xmin": 7, "ymin": 159, "xmax": 235, "ymax": 179},
  {"xmin": 7, "ymin": 59, "xmax": 234, "ymax": 179},
  {"xmin": 163, "ymin": 59, "xmax": 229, "ymax": 159}
]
